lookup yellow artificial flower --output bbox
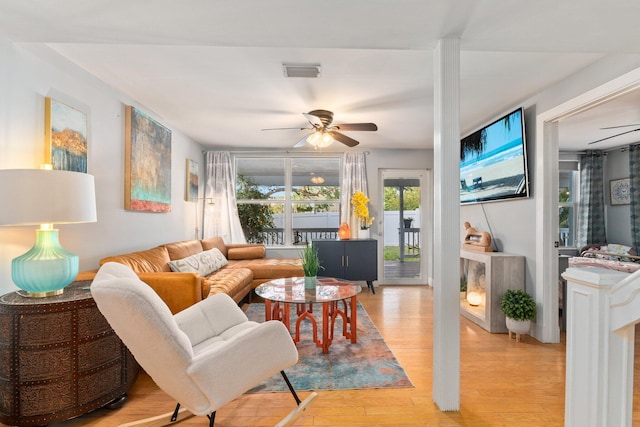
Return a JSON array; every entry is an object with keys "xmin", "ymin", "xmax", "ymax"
[{"xmin": 351, "ymin": 191, "xmax": 374, "ymax": 229}]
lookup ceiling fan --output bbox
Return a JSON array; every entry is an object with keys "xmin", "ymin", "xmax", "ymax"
[
  {"xmin": 588, "ymin": 124, "xmax": 640, "ymax": 145},
  {"xmin": 262, "ymin": 109, "xmax": 378, "ymax": 148}
]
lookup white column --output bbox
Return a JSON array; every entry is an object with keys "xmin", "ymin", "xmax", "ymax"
[
  {"xmin": 562, "ymin": 267, "xmax": 633, "ymax": 427},
  {"xmin": 432, "ymin": 38, "xmax": 460, "ymax": 411}
]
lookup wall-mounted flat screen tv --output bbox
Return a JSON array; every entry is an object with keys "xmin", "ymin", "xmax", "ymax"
[{"xmin": 460, "ymin": 107, "xmax": 529, "ymax": 205}]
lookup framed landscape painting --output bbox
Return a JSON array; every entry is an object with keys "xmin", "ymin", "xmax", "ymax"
[
  {"xmin": 125, "ymin": 105, "xmax": 172, "ymax": 212},
  {"xmin": 45, "ymin": 97, "xmax": 88, "ymax": 173},
  {"xmin": 186, "ymin": 159, "xmax": 199, "ymax": 201}
]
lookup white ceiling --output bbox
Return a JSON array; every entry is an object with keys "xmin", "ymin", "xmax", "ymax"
[{"xmin": 2, "ymin": 0, "xmax": 640, "ymax": 151}]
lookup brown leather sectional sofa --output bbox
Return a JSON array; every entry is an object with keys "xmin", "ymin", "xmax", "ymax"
[{"xmin": 96, "ymin": 237, "xmax": 303, "ymax": 314}]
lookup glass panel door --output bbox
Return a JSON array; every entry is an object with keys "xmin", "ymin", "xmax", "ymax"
[{"xmin": 379, "ymin": 169, "xmax": 430, "ymax": 284}]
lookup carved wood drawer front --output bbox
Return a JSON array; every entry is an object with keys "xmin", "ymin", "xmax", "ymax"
[{"xmin": 0, "ymin": 281, "xmax": 139, "ymax": 426}]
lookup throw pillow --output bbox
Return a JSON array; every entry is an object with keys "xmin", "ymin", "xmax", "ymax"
[{"xmin": 168, "ymin": 248, "xmax": 228, "ymax": 276}]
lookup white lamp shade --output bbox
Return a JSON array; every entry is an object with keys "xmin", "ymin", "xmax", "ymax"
[{"xmin": 0, "ymin": 169, "xmax": 97, "ymax": 226}]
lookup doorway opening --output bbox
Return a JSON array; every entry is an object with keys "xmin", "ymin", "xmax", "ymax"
[{"xmin": 380, "ymin": 169, "xmax": 430, "ymax": 284}]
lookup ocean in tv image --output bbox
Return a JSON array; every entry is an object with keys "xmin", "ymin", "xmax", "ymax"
[{"xmin": 460, "ymin": 109, "xmax": 528, "ymax": 204}]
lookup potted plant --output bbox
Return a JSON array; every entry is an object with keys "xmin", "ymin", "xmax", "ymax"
[
  {"xmin": 459, "ymin": 278, "xmax": 467, "ymax": 299},
  {"xmin": 403, "ymin": 217, "xmax": 413, "ymax": 228},
  {"xmin": 300, "ymin": 244, "xmax": 322, "ymax": 289},
  {"xmin": 500, "ymin": 289, "xmax": 536, "ymax": 341}
]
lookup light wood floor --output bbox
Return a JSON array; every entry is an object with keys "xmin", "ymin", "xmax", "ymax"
[{"xmin": 22, "ymin": 285, "xmax": 640, "ymax": 426}]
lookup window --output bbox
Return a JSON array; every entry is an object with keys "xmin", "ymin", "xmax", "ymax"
[
  {"xmin": 559, "ymin": 162, "xmax": 579, "ymax": 248},
  {"xmin": 235, "ymin": 155, "xmax": 341, "ymax": 246}
]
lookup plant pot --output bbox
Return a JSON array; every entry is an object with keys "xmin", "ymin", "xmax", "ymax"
[
  {"xmin": 505, "ymin": 317, "xmax": 531, "ymax": 342},
  {"xmin": 403, "ymin": 219, "xmax": 413, "ymax": 228},
  {"xmin": 304, "ymin": 276, "xmax": 317, "ymax": 290},
  {"xmin": 358, "ymin": 228, "xmax": 370, "ymax": 239},
  {"xmin": 460, "ymin": 291, "xmax": 466, "ymax": 300}
]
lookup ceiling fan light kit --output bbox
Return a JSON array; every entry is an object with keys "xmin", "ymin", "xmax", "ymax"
[
  {"xmin": 307, "ymin": 129, "xmax": 334, "ymax": 148},
  {"xmin": 263, "ymin": 109, "xmax": 378, "ymax": 149}
]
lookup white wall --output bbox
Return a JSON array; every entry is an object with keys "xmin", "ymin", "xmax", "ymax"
[
  {"xmin": 0, "ymin": 38, "xmax": 204, "ymax": 295},
  {"xmin": 606, "ymin": 149, "xmax": 632, "ymax": 246}
]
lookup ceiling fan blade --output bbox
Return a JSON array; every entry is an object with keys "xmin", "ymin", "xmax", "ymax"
[
  {"xmin": 601, "ymin": 123, "xmax": 640, "ymax": 130},
  {"xmin": 333, "ymin": 123, "xmax": 378, "ymax": 132},
  {"xmin": 331, "ymin": 131, "xmax": 360, "ymax": 147},
  {"xmin": 588, "ymin": 128, "xmax": 640, "ymax": 145},
  {"xmin": 261, "ymin": 127, "xmax": 311, "ymax": 131},
  {"xmin": 293, "ymin": 134, "xmax": 309, "ymax": 148},
  {"xmin": 303, "ymin": 113, "xmax": 323, "ymax": 128}
]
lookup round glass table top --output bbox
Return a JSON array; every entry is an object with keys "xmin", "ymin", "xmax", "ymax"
[{"xmin": 254, "ymin": 277, "xmax": 361, "ymax": 304}]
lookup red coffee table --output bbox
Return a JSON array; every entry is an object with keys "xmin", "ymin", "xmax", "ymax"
[{"xmin": 254, "ymin": 277, "xmax": 362, "ymax": 354}]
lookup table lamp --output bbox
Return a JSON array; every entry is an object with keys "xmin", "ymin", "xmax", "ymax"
[{"xmin": 0, "ymin": 169, "xmax": 97, "ymax": 297}]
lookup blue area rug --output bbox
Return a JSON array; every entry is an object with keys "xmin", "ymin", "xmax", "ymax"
[{"xmin": 245, "ymin": 302, "xmax": 413, "ymax": 392}]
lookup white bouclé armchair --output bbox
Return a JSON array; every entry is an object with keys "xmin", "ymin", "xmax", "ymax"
[{"xmin": 91, "ymin": 262, "xmax": 316, "ymax": 427}]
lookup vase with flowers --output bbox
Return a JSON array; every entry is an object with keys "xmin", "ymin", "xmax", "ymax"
[{"xmin": 351, "ymin": 191, "xmax": 374, "ymax": 239}]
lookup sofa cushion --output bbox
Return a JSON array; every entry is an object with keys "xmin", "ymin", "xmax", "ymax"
[
  {"xmin": 100, "ymin": 246, "xmax": 172, "ymax": 273},
  {"xmin": 227, "ymin": 258, "xmax": 303, "ymax": 280},
  {"xmin": 164, "ymin": 240, "xmax": 204, "ymax": 261},
  {"xmin": 168, "ymin": 248, "xmax": 228, "ymax": 276},
  {"xmin": 227, "ymin": 245, "xmax": 265, "ymax": 260},
  {"xmin": 205, "ymin": 267, "xmax": 253, "ymax": 297},
  {"xmin": 200, "ymin": 237, "xmax": 229, "ymax": 258}
]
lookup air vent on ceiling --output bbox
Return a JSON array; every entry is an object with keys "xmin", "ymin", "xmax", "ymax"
[{"xmin": 283, "ymin": 63, "xmax": 321, "ymax": 78}]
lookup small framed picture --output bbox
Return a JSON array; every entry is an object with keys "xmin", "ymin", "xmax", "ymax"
[
  {"xmin": 610, "ymin": 178, "xmax": 631, "ymax": 205},
  {"xmin": 45, "ymin": 97, "xmax": 88, "ymax": 173},
  {"xmin": 186, "ymin": 159, "xmax": 199, "ymax": 202}
]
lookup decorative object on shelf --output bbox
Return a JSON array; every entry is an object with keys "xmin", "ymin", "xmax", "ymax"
[
  {"xmin": 45, "ymin": 97, "xmax": 88, "ymax": 173},
  {"xmin": 609, "ymin": 177, "xmax": 630, "ymax": 205},
  {"xmin": 125, "ymin": 105, "xmax": 172, "ymax": 212},
  {"xmin": 500, "ymin": 289, "xmax": 536, "ymax": 342},
  {"xmin": 300, "ymin": 244, "xmax": 322, "ymax": 289},
  {"xmin": 358, "ymin": 228, "xmax": 370, "ymax": 239},
  {"xmin": 463, "ymin": 221, "xmax": 493, "ymax": 252},
  {"xmin": 403, "ymin": 217, "xmax": 413, "ymax": 228},
  {"xmin": 185, "ymin": 158, "xmax": 199, "ymax": 201},
  {"xmin": 351, "ymin": 191, "xmax": 374, "ymax": 231},
  {"xmin": 467, "ymin": 291, "xmax": 483, "ymax": 306},
  {"xmin": 338, "ymin": 222, "xmax": 351, "ymax": 240},
  {"xmin": 0, "ymin": 169, "xmax": 97, "ymax": 297}
]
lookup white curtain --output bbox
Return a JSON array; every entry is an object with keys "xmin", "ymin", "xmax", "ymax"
[
  {"xmin": 340, "ymin": 152, "xmax": 369, "ymax": 233},
  {"xmin": 203, "ymin": 151, "xmax": 246, "ymax": 243}
]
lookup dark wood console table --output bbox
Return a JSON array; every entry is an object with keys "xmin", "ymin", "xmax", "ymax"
[{"xmin": 0, "ymin": 281, "xmax": 139, "ymax": 426}]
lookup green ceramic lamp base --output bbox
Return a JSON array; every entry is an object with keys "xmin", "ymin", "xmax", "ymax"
[{"xmin": 11, "ymin": 227, "xmax": 78, "ymax": 297}]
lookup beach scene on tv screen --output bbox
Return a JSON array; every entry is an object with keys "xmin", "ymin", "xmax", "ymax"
[{"xmin": 460, "ymin": 109, "xmax": 526, "ymax": 204}]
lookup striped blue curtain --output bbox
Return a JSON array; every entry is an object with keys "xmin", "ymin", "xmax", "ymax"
[
  {"xmin": 577, "ymin": 150, "xmax": 607, "ymax": 247},
  {"xmin": 630, "ymin": 145, "xmax": 640, "ymax": 254}
]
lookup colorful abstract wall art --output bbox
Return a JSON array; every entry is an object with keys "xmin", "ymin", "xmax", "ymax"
[
  {"xmin": 45, "ymin": 97, "xmax": 88, "ymax": 173},
  {"xmin": 125, "ymin": 105, "xmax": 172, "ymax": 212}
]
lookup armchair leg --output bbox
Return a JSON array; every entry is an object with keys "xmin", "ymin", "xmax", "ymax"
[
  {"xmin": 276, "ymin": 370, "xmax": 317, "ymax": 427},
  {"xmin": 280, "ymin": 371, "xmax": 300, "ymax": 404},
  {"xmin": 118, "ymin": 404, "xmax": 194, "ymax": 427},
  {"xmin": 275, "ymin": 392, "xmax": 317, "ymax": 427},
  {"xmin": 207, "ymin": 411, "xmax": 216, "ymax": 427}
]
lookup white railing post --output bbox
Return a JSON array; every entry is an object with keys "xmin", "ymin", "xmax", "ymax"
[{"xmin": 562, "ymin": 267, "xmax": 640, "ymax": 427}]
